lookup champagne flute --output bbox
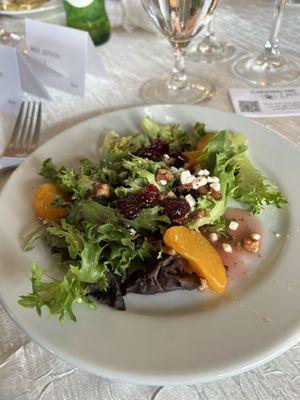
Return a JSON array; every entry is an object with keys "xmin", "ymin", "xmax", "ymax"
[
  {"xmin": 140, "ymin": 0, "xmax": 218, "ymax": 104},
  {"xmin": 190, "ymin": 15, "xmax": 235, "ymax": 63},
  {"xmin": 232, "ymin": 0, "xmax": 300, "ymax": 86}
]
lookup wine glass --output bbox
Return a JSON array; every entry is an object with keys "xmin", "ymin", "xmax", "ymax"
[
  {"xmin": 190, "ymin": 14, "xmax": 235, "ymax": 63},
  {"xmin": 232, "ymin": 0, "xmax": 300, "ymax": 86},
  {"xmin": 140, "ymin": 0, "xmax": 218, "ymax": 104}
]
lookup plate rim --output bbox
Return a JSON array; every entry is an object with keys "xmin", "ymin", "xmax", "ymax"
[{"xmin": 1, "ymin": 104, "xmax": 300, "ymax": 385}]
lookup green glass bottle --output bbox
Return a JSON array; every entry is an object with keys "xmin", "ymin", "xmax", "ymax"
[{"xmin": 63, "ymin": 0, "xmax": 110, "ymax": 46}]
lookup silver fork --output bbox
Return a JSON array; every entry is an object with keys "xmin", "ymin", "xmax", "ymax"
[{"xmin": 0, "ymin": 101, "xmax": 42, "ymax": 173}]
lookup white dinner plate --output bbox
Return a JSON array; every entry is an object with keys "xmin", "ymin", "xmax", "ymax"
[
  {"xmin": 0, "ymin": 0, "xmax": 61, "ymax": 17},
  {"xmin": 0, "ymin": 105, "xmax": 300, "ymax": 385}
]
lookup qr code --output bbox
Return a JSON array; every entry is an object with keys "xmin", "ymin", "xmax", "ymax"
[{"xmin": 238, "ymin": 101, "xmax": 261, "ymax": 113}]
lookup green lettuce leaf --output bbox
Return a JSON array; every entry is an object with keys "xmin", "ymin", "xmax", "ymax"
[
  {"xmin": 141, "ymin": 117, "xmax": 186, "ymax": 147},
  {"xmin": 80, "ymin": 200, "xmax": 122, "ymax": 225},
  {"xmin": 18, "ymin": 263, "xmax": 94, "ymax": 322},
  {"xmin": 47, "ymin": 220, "xmax": 84, "ymax": 259},
  {"xmin": 101, "ymin": 131, "xmax": 145, "ymax": 167},
  {"xmin": 233, "ymin": 154, "xmax": 288, "ymax": 213},
  {"xmin": 22, "ymin": 225, "xmax": 47, "ymax": 251},
  {"xmin": 128, "ymin": 206, "xmax": 170, "ymax": 232},
  {"xmin": 70, "ymin": 242, "xmax": 108, "ymax": 285}
]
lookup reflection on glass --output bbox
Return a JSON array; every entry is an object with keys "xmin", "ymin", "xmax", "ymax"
[
  {"xmin": 140, "ymin": 0, "xmax": 218, "ymax": 104},
  {"xmin": 232, "ymin": 0, "xmax": 300, "ymax": 86},
  {"xmin": 190, "ymin": 14, "xmax": 235, "ymax": 64},
  {"xmin": 0, "ymin": 24, "xmax": 21, "ymax": 46}
]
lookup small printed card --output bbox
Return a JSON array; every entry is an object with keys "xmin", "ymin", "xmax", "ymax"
[
  {"xmin": 229, "ymin": 87, "xmax": 300, "ymax": 117},
  {"xmin": 0, "ymin": 44, "xmax": 56, "ymax": 115},
  {"xmin": 25, "ymin": 18, "xmax": 107, "ymax": 97}
]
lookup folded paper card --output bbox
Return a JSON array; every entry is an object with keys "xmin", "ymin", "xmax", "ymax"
[
  {"xmin": 0, "ymin": 44, "xmax": 60, "ymax": 115},
  {"xmin": 229, "ymin": 87, "xmax": 300, "ymax": 117},
  {"xmin": 25, "ymin": 19, "xmax": 107, "ymax": 97}
]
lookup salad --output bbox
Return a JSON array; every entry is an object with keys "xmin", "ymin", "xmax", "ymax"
[{"xmin": 19, "ymin": 117, "xmax": 287, "ymax": 322}]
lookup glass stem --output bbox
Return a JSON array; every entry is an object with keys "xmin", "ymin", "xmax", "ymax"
[
  {"xmin": 264, "ymin": 0, "xmax": 287, "ymax": 57},
  {"xmin": 168, "ymin": 47, "xmax": 188, "ymax": 90},
  {"xmin": 205, "ymin": 17, "xmax": 216, "ymax": 40}
]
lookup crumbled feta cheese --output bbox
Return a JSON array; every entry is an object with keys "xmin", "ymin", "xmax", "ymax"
[
  {"xmin": 207, "ymin": 176, "xmax": 219, "ymax": 183},
  {"xmin": 192, "ymin": 176, "xmax": 207, "ymax": 189},
  {"xmin": 222, "ymin": 243, "xmax": 232, "ymax": 253},
  {"xmin": 171, "ymin": 166, "xmax": 178, "ymax": 174},
  {"xmin": 185, "ymin": 194, "xmax": 196, "ymax": 211},
  {"xmin": 180, "ymin": 169, "xmax": 191, "ymax": 185},
  {"xmin": 251, "ymin": 232, "xmax": 261, "ymax": 241},
  {"xmin": 163, "ymin": 154, "xmax": 170, "ymax": 160},
  {"xmin": 160, "ymin": 179, "xmax": 167, "ymax": 185},
  {"xmin": 186, "ymin": 176, "xmax": 195, "ymax": 184},
  {"xmin": 210, "ymin": 182, "xmax": 221, "ymax": 192},
  {"xmin": 229, "ymin": 221, "xmax": 239, "ymax": 231},
  {"xmin": 129, "ymin": 228, "xmax": 136, "ymax": 236},
  {"xmin": 198, "ymin": 169, "xmax": 210, "ymax": 177},
  {"xmin": 209, "ymin": 232, "xmax": 219, "ymax": 242},
  {"xmin": 180, "ymin": 170, "xmax": 195, "ymax": 185}
]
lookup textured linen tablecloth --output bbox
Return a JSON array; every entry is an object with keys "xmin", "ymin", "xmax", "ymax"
[{"xmin": 1, "ymin": 0, "xmax": 300, "ymax": 399}]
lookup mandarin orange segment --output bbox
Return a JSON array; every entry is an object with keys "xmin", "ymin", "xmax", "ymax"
[
  {"xmin": 163, "ymin": 226, "xmax": 227, "ymax": 293},
  {"xmin": 196, "ymin": 132, "xmax": 214, "ymax": 152},
  {"xmin": 33, "ymin": 183, "xmax": 68, "ymax": 222},
  {"xmin": 183, "ymin": 150, "xmax": 204, "ymax": 168}
]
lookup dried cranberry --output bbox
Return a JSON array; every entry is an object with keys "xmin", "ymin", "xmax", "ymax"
[
  {"xmin": 169, "ymin": 150, "xmax": 187, "ymax": 167},
  {"xmin": 163, "ymin": 198, "xmax": 190, "ymax": 222},
  {"xmin": 117, "ymin": 194, "xmax": 141, "ymax": 219},
  {"xmin": 139, "ymin": 184, "xmax": 160, "ymax": 208},
  {"xmin": 136, "ymin": 139, "xmax": 169, "ymax": 160}
]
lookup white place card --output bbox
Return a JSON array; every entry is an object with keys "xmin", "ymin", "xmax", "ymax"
[
  {"xmin": 229, "ymin": 87, "xmax": 300, "ymax": 117},
  {"xmin": 0, "ymin": 44, "xmax": 55, "ymax": 115},
  {"xmin": 25, "ymin": 18, "xmax": 107, "ymax": 97},
  {"xmin": 0, "ymin": 45, "xmax": 22, "ymax": 115}
]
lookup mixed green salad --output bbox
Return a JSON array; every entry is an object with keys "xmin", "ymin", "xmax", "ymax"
[{"xmin": 19, "ymin": 117, "xmax": 287, "ymax": 322}]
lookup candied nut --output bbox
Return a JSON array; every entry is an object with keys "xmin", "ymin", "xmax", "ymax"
[
  {"xmin": 243, "ymin": 237, "xmax": 260, "ymax": 253},
  {"xmin": 95, "ymin": 183, "xmax": 111, "ymax": 197},
  {"xmin": 198, "ymin": 186, "xmax": 209, "ymax": 195},
  {"xmin": 163, "ymin": 246, "xmax": 177, "ymax": 256},
  {"xmin": 198, "ymin": 278, "xmax": 209, "ymax": 291},
  {"xmin": 160, "ymin": 190, "xmax": 176, "ymax": 201},
  {"xmin": 236, "ymin": 241, "xmax": 242, "ymax": 250},
  {"xmin": 193, "ymin": 210, "xmax": 204, "ymax": 219},
  {"xmin": 156, "ymin": 168, "xmax": 173, "ymax": 184},
  {"xmin": 211, "ymin": 188, "xmax": 221, "ymax": 200}
]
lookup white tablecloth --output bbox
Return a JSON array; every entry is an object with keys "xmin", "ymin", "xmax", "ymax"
[{"xmin": 1, "ymin": 1, "xmax": 300, "ymax": 399}]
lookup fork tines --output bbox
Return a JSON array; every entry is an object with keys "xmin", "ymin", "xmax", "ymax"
[{"xmin": 7, "ymin": 101, "xmax": 42, "ymax": 156}]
